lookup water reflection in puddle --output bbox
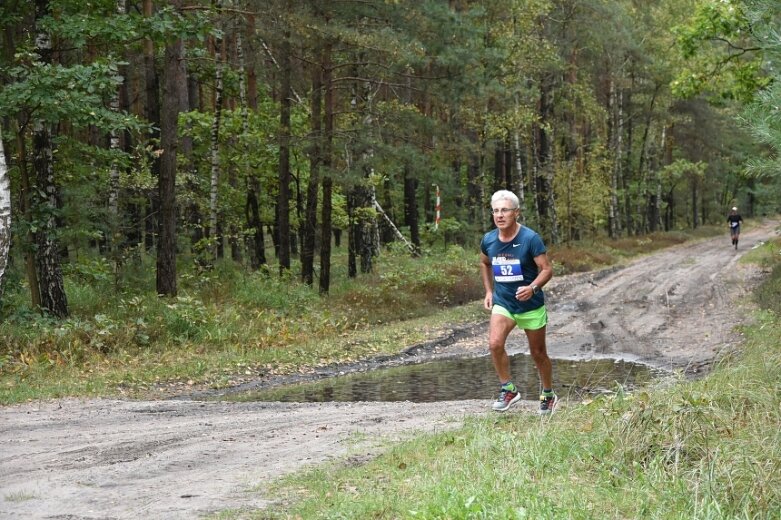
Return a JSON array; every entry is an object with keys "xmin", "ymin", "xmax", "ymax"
[{"xmin": 228, "ymin": 354, "xmax": 665, "ymax": 404}]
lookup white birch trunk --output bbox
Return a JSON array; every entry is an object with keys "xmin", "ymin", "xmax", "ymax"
[
  {"xmin": 512, "ymin": 130, "xmax": 526, "ymax": 225},
  {"xmin": 237, "ymin": 33, "xmax": 249, "ymax": 137},
  {"xmin": 107, "ymin": 0, "xmax": 125, "ymax": 254},
  {"xmin": 608, "ymin": 78, "xmax": 621, "ymax": 238},
  {"xmin": 108, "ymin": 0, "xmax": 124, "ymax": 218},
  {"xmin": 260, "ymin": 40, "xmax": 303, "ymax": 104},
  {"xmin": 209, "ymin": 32, "xmax": 224, "ymax": 261},
  {"xmin": 374, "ymin": 200, "xmax": 417, "ymax": 255},
  {"xmin": 546, "ymin": 125, "xmax": 560, "ymax": 244},
  {"xmin": 530, "ymin": 131, "xmax": 540, "ymax": 221},
  {"xmin": 0, "ymin": 127, "xmax": 10, "ymax": 294},
  {"xmin": 615, "ymin": 88, "xmax": 624, "ymax": 236},
  {"xmin": 32, "ymin": 0, "xmax": 68, "ymax": 316}
]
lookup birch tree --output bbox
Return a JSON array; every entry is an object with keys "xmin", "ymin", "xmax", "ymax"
[
  {"xmin": 276, "ymin": 6, "xmax": 292, "ymax": 274},
  {"xmin": 208, "ymin": 24, "xmax": 225, "ymax": 263},
  {"xmin": 31, "ymin": 0, "xmax": 68, "ymax": 318},
  {"xmin": 0, "ymin": 127, "xmax": 10, "ymax": 297}
]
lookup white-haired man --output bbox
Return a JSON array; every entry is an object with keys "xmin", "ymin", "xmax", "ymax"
[{"xmin": 479, "ymin": 190, "xmax": 556, "ymax": 414}]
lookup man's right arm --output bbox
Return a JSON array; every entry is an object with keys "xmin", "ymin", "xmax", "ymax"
[{"xmin": 480, "ymin": 253, "xmax": 493, "ymax": 310}]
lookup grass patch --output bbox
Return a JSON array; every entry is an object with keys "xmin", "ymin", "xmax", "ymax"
[
  {"xmin": 549, "ymin": 225, "xmax": 723, "ymax": 274},
  {"xmin": 4, "ymin": 490, "xmax": 40, "ymax": 503}
]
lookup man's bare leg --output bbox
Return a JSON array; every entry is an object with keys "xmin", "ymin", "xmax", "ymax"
[
  {"xmin": 488, "ymin": 313, "xmax": 516, "ymax": 383},
  {"xmin": 525, "ymin": 326, "xmax": 552, "ymax": 389}
]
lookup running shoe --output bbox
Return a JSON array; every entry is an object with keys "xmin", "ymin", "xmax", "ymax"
[
  {"xmin": 539, "ymin": 392, "xmax": 558, "ymax": 415},
  {"xmin": 492, "ymin": 384, "xmax": 521, "ymax": 412}
]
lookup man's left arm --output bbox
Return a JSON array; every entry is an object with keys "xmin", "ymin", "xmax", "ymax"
[
  {"xmin": 531, "ymin": 252, "xmax": 553, "ymax": 289},
  {"xmin": 516, "ymin": 253, "xmax": 553, "ymax": 301}
]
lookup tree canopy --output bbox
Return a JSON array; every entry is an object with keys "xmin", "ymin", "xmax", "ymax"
[{"xmin": 0, "ymin": 0, "xmax": 778, "ymax": 314}]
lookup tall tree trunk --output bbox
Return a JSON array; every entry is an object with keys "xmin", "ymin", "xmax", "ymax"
[
  {"xmin": 608, "ymin": 77, "xmax": 621, "ymax": 239},
  {"xmin": 465, "ymin": 129, "xmax": 481, "ymax": 226},
  {"xmin": 301, "ymin": 54, "xmax": 322, "ymax": 286},
  {"xmin": 347, "ymin": 192, "xmax": 357, "ymax": 278},
  {"xmin": 15, "ymin": 130, "xmax": 41, "ymax": 309},
  {"xmin": 623, "ymin": 83, "xmax": 634, "ymax": 235},
  {"xmin": 32, "ymin": 122, "xmax": 69, "ymax": 318},
  {"xmin": 347, "ymin": 176, "xmax": 376, "ymax": 277},
  {"xmin": 209, "ymin": 32, "xmax": 225, "ymax": 263},
  {"xmin": 691, "ymin": 177, "xmax": 699, "ymax": 229},
  {"xmin": 403, "ymin": 164, "xmax": 420, "ymax": 252},
  {"xmin": 493, "ymin": 142, "xmax": 505, "ymax": 193},
  {"xmin": 238, "ymin": 24, "xmax": 266, "ymax": 270},
  {"xmin": 181, "ymin": 48, "xmax": 199, "ymax": 260},
  {"xmin": 363, "ymin": 184, "xmax": 378, "ymax": 273},
  {"xmin": 512, "ymin": 128, "xmax": 526, "ymax": 225},
  {"xmin": 379, "ymin": 179, "xmax": 394, "ymax": 245},
  {"xmin": 543, "ymin": 121, "xmax": 560, "ymax": 244},
  {"xmin": 636, "ymin": 86, "xmax": 660, "ymax": 235},
  {"xmin": 32, "ymin": 0, "xmax": 68, "ymax": 318},
  {"xmin": 156, "ymin": 1, "xmax": 187, "ymax": 297},
  {"xmin": 319, "ymin": 42, "xmax": 334, "ymax": 294},
  {"xmin": 402, "ymin": 74, "xmax": 420, "ymax": 252},
  {"xmin": 277, "ymin": 16, "xmax": 292, "ymax": 274},
  {"xmin": 534, "ymin": 81, "xmax": 559, "ymax": 243},
  {"xmin": 350, "ymin": 69, "xmax": 379, "ymax": 275},
  {"xmin": 0, "ymin": 127, "xmax": 10, "ymax": 297}
]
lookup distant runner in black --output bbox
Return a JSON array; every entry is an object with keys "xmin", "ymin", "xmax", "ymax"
[{"xmin": 727, "ymin": 207, "xmax": 743, "ymax": 249}]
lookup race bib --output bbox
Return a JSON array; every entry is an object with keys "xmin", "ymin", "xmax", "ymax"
[
  {"xmin": 492, "ymin": 257, "xmax": 523, "ymax": 283},
  {"xmin": 730, "ymin": 221, "xmax": 739, "ymax": 228}
]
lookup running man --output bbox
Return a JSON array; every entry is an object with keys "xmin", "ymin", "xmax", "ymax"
[
  {"xmin": 727, "ymin": 207, "xmax": 743, "ymax": 249},
  {"xmin": 479, "ymin": 190, "xmax": 557, "ymax": 415}
]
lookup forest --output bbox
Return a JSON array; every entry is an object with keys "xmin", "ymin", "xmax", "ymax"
[{"xmin": 0, "ymin": 0, "xmax": 780, "ymax": 318}]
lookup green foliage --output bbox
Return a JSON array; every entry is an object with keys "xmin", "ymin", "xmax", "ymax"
[
  {"xmin": 672, "ymin": 0, "xmax": 771, "ymax": 102},
  {"xmin": 39, "ymin": 2, "xmax": 213, "ymax": 45},
  {"xmin": 0, "ymin": 61, "xmax": 143, "ymax": 132},
  {"xmin": 660, "ymin": 159, "xmax": 707, "ymax": 194},
  {"xmin": 177, "ymin": 101, "xmax": 300, "ymax": 234},
  {"xmin": 738, "ymin": 32, "xmax": 781, "ymax": 211}
]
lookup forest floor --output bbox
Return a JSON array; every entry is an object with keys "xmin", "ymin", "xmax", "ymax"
[{"xmin": 1, "ymin": 219, "xmax": 779, "ymax": 520}]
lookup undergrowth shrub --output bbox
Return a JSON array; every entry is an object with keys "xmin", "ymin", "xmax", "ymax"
[
  {"xmin": 230, "ymin": 268, "xmax": 319, "ymax": 310},
  {"xmin": 753, "ymin": 237, "xmax": 781, "ymax": 314},
  {"xmin": 335, "ymin": 245, "xmax": 483, "ymax": 323},
  {"xmin": 157, "ymin": 295, "xmax": 212, "ymax": 343},
  {"xmin": 549, "ymin": 244, "xmax": 615, "ymax": 273}
]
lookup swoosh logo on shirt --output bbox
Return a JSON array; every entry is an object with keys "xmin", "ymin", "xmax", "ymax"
[{"xmin": 512, "ymin": 243, "xmax": 520, "ymax": 247}]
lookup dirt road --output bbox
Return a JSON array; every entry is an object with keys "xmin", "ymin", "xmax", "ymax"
[{"xmin": 1, "ymin": 220, "xmax": 778, "ymax": 519}]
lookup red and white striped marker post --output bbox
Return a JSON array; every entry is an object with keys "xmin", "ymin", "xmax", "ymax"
[{"xmin": 434, "ymin": 184, "xmax": 440, "ymax": 230}]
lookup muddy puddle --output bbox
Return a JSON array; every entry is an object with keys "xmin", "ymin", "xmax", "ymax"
[{"xmin": 223, "ymin": 354, "xmax": 668, "ymax": 404}]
